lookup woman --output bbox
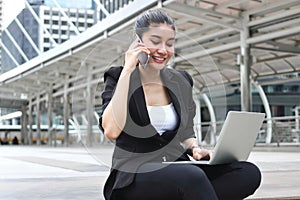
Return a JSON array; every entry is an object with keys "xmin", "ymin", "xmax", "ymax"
[{"xmin": 99, "ymin": 9, "xmax": 261, "ymax": 200}]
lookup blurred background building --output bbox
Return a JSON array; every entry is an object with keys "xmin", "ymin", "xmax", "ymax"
[{"xmin": 1, "ymin": 0, "xmax": 97, "ymax": 72}]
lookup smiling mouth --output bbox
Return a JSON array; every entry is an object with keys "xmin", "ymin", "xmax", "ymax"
[{"xmin": 152, "ymin": 56, "xmax": 166, "ymax": 62}]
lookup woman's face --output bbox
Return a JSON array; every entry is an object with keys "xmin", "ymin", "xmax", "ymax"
[{"xmin": 141, "ymin": 23, "xmax": 175, "ymax": 70}]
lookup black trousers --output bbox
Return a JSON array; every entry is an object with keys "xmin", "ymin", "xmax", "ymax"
[{"xmin": 112, "ymin": 161, "xmax": 261, "ymax": 200}]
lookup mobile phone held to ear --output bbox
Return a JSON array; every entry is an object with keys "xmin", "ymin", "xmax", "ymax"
[
  {"xmin": 138, "ymin": 52, "xmax": 149, "ymax": 68},
  {"xmin": 136, "ymin": 35, "xmax": 149, "ymax": 68}
]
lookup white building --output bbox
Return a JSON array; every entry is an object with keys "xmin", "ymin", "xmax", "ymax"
[{"xmin": 39, "ymin": 5, "xmax": 96, "ymax": 52}]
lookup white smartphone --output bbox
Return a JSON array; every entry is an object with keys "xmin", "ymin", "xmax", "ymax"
[{"xmin": 136, "ymin": 35, "xmax": 149, "ymax": 68}]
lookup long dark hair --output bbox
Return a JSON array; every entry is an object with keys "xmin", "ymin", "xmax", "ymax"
[{"xmin": 134, "ymin": 9, "xmax": 176, "ymax": 38}]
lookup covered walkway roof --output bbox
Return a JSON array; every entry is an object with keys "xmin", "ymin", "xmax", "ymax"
[{"xmin": 0, "ymin": 0, "xmax": 300, "ymax": 112}]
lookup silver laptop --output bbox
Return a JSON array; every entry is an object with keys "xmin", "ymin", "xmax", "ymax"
[{"xmin": 165, "ymin": 111, "xmax": 265, "ymax": 165}]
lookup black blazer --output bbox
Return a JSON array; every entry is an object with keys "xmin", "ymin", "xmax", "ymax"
[{"xmin": 99, "ymin": 66, "xmax": 196, "ymax": 199}]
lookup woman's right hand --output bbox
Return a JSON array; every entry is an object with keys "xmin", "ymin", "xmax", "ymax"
[
  {"xmin": 192, "ymin": 148, "xmax": 212, "ymax": 161},
  {"xmin": 123, "ymin": 37, "xmax": 150, "ymax": 72}
]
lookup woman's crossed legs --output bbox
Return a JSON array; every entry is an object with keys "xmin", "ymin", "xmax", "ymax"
[{"xmin": 112, "ymin": 161, "xmax": 261, "ymax": 200}]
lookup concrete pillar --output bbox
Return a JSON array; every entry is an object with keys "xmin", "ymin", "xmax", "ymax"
[
  {"xmin": 86, "ymin": 66, "xmax": 93, "ymax": 147},
  {"xmin": 28, "ymin": 99, "xmax": 33, "ymax": 145},
  {"xmin": 21, "ymin": 105, "xmax": 28, "ymax": 145},
  {"xmin": 63, "ymin": 81, "xmax": 70, "ymax": 147},
  {"xmin": 36, "ymin": 95, "xmax": 41, "ymax": 145},
  {"xmin": 240, "ymin": 16, "xmax": 252, "ymax": 111},
  {"xmin": 47, "ymin": 86, "xmax": 53, "ymax": 146},
  {"xmin": 295, "ymin": 107, "xmax": 299, "ymax": 131}
]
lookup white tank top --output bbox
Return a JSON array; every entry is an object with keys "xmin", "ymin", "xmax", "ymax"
[{"xmin": 146, "ymin": 103, "xmax": 179, "ymax": 135}]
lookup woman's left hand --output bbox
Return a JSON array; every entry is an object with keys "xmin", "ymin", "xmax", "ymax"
[{"xmin": 192, "ymin": 148, "xmax": 213, "ymax": 161}]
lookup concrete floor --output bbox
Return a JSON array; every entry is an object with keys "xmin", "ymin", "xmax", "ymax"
[{"xmin": 0, "ymin": 145, "xmax": 300, "ymax": 200}]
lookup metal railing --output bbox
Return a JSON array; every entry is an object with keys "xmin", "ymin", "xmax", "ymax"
[
  {"xmin": 197, "ymin": 115, "xmax": 300, "ymax": 146},
  {"xmin": 264, "ymin": 116, "xmax": 300, "ymax": 145}
]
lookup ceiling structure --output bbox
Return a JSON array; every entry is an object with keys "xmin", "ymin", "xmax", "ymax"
[{"xmin": 0, "ymin": 0, "xmax": 300, "ymax": 114}]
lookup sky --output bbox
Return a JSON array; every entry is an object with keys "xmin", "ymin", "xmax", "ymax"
[{"xmin": 2, "ymin": 0, "xmax": 25, "ymax": 29}]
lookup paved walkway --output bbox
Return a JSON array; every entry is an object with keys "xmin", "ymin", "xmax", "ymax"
[{"xmin": 0, "ymin": 144, "xmax": 300, "ymax": 200}]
